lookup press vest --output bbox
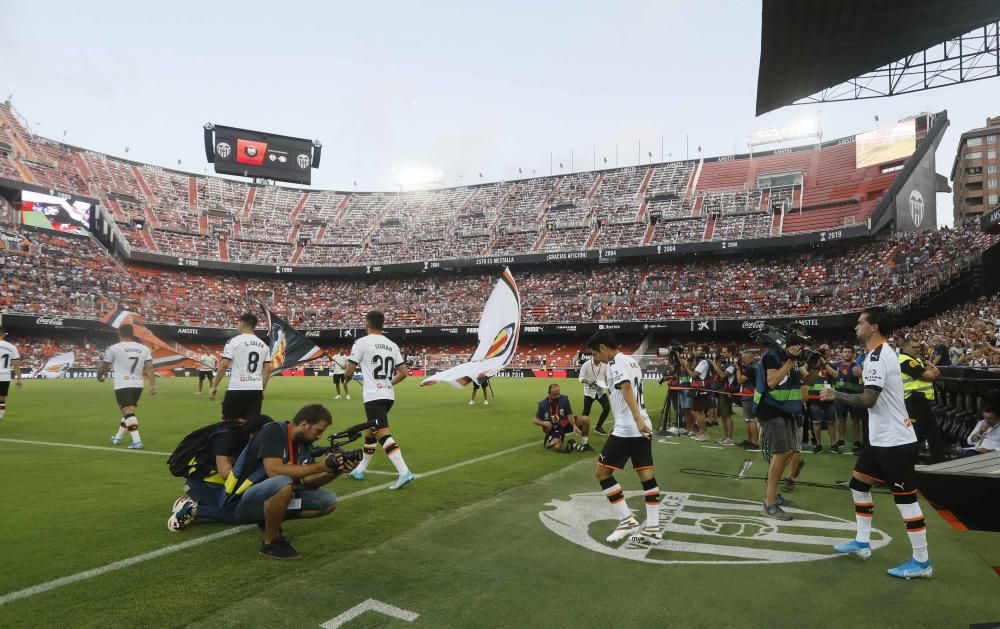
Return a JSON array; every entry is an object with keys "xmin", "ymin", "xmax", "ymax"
[
  {"xmin": 898, "ymin": 353, "xmax": 935, "ymax": 401},
  {"xmin": 753, "ymin": 348, "xmax": 803, "ymax": 414}
]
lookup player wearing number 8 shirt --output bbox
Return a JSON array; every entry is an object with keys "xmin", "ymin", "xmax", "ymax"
[
  {"xmin": 587, "ymin": 332, "xmax": 663, "ymax": 546},
  {"xmin": 210, "ymin": 313, "xmax": 272, "ymax": 421},
  {"xmin": 97, "ymin": 324, "xmax": 156, "ymax": 449},
  {"xmin": 344, "ymin": 311, "xmax": 414, "ymax": 490}
]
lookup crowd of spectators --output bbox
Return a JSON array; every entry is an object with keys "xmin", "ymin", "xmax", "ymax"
[
  {"xmin": 894, "ymin": 295, "xmax": 1000, "ymax": 369},
  {"xmin": 2, "ymin": 218, "xmax": 997, "ymax": 330}
]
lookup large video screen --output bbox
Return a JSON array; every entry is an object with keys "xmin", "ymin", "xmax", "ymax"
[
  {"xmin": 209, "ymin": 125, "xmax": 315, "ymax": 185},
  {"xmin": 855, "ymin": 119, "xmax": 916, "ymax": 169},
  {"xmin": 20, "ymin": 190, "xmax": 92, "ymax": 236}
]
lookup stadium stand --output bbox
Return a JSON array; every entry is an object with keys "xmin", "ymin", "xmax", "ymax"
[{"xmin": 0, "ymin": 101, "xmax": 945, "ymax": 267}]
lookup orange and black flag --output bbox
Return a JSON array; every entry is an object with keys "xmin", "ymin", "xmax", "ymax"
[
  {"xmin": 257, "ymin": 301, "xmax": 323, "ymax": 375},
  {"xmin": 99, "ymin": 304, "xmax": 205, "ymax": 371}
]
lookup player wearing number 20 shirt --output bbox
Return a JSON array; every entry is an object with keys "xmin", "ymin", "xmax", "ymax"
[
  {"xmin": 211, "ymin": 313, "xmax": 272, "ymax": 421},
  {"xmin": 344, "ymin": 310, "xmax": 414, "ymax": 490}
]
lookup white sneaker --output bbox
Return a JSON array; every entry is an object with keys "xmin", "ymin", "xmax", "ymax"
[
  {"xmin": 606, "ymin": 516, "xmax": 641, "ymax": 543},
  {"xmin": 346, "ymin": 395, "xmax": 351, "ymax": 400},
  {"xmin": 194, "ymin": 391, "xmax": 202, "ymax": 395},
  {"xmin": 691, "ymin": 434, "xmax": 709, "ymax": 442},
  {"xmin": 629, "ymin": 526, "xmax": 663, "ymax": 546},
  {"xmin": 469, "ymin": 400, "xmax": 475, "ymax": 405},
  {"xmin": 484, "ymin": 400, "xmax": 489, "ymax": 405},
  {"xmin": 335, "ymin": 395, "xmax": 342, "ymax": 400}
]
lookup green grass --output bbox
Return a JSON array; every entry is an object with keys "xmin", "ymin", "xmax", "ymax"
[{"xmin": 0, "ymin": 376, "xmax": 997, "ymax": 628}]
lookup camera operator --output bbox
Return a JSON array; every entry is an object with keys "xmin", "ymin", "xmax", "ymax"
[
  {"xmin": 736, "ymin": 351, "xmax": 761, "ymax": 450},
  {"xmin": 224, "ymin": 403, "xmax": 358, "ymax": 560},
  {"xmin": 685, "ymin": 349, "xmax": 712, "ymax": 441},
  {"xmin": 532, "ymin": 384, "xmax": 593, "ymax": 452},
  {"xmin": 834, "ymin": 348, "xmax": 864, "ymax": 453},
  {"xmin": 673, "ymin": 349, "xmax": 696, "ymax": 436},
  {"xmin": 754, "ymin": 333, "xmax": 819, "ymax": 520},
  {"xmin": 709, "ymin": 346, "xmax": 738, "ymax": 446},
  {"xmin": 657, "ymin": 347, "xmax": 682, "ymax": 435},
  {"xmin": 807, "ymin": 345, "xmax": 840, "ymax": 453}
]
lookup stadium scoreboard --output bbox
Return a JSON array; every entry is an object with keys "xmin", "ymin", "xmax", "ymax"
[{"xmin": 204, "ymin": 124, "xmax": 321, "ymax": 185}]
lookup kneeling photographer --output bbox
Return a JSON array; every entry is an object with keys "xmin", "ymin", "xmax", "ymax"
[
  {"xmin": 752, "ymin": 325, "xmax": 821, "ymax": 520},
  {"xmin": 224, "ymin": 403, "xmax": 361, "ymax": 559}
]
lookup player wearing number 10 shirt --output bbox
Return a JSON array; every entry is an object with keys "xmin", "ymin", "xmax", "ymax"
[
  {"xmin": 211, "ymin": 313, "xmax": 272, "ymax": 421},
  {"xmin": 98, "ymin": 324, "xmax": 156, "ymax": 449},
  {"xmin": 344, "ymin": 310, "xmax": 415, "ymax": 490}
]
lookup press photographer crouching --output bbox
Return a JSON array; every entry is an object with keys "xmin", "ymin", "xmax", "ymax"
[
  {"xmin": 752, "ymin": 325, "xmax": 821, "ymax": 520},
  {"xmin": 224, "ymin": 404, "xmax": 361, "ymax": 559}
]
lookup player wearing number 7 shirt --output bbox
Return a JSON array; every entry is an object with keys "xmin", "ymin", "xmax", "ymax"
[
  {"xmin": 344, "ymin": 310, "xmax": 415, "ymax": 490},
  {"xmin": 210, "ymin": 313, "xmax": 272, "ymax": 421},
  {"xmin": 97, "ymin": 324, "xmax": 156, "ymax": 449}
]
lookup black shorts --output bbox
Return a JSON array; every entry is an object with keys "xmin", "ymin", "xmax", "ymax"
[
  {"xmin": 198, "ymin": 370, "xmax": 214, "ymax": 383},
  {"xmin": 114, "ymin": 387, "xmax": 143, "ymax": 408},
  {"xmin": 581, "ymin": 394, "xmax": 608, "ymax": 416},
  {"xmin": 364, "ymin": 399, "xmax": 395, "ymax": 430},
  {"xmin": 0, "ymin": 381, "xmax": 10, "ymax": 396},
  {"xmin": 854, "ymin": 442, "xmax": 919, "ymax": 491},
  {"xmin": 759, "ymin": 413, "xmax": 798, "ymax": 454},
  {"xmin": 221, "ymin": 389, "xmax": 263, "ymax": 421},
  {"xmin": 332, "ymin": 373, "xmax": 345, "ymax": 384},
  {"xmin": 598, "ymin": 434, "xmax": 654, "ymax": 471},
  {"xmin": 690, "ymin": 396, "xmax": 708, "ymax": 412}
]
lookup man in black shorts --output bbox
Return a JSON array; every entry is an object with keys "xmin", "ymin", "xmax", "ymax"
[
  {"xmin": 98, "ymin": 324, "xmax": 157, "ymax": 449},
  {"xmin": 470, "ymin": 375, "xmax": 491, "ymax": 405},
  {"xmin": 210, "ymin": 313, "xmax": 272, "ymax": 421},
  {"xmin": 588, "ymin": 332, "xmax": 662, "ymax": 546},
  {"xmin": 343, "ymin": 311, "xmax": 414, "ymax": 490},
  {"xmin": 821, "ymin": 307, "xmax": 932, "ymax": 579}
]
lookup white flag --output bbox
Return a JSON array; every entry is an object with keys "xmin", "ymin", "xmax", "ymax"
[
  {"xmin": 37, "ymin": 351, "xmax": 75, "ymax": 379},
  {"xmin": 422, "ymin": 268, "xmax": 520, "ymax": 387}
]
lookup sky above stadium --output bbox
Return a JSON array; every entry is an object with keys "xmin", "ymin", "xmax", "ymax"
[{"xmin": 2, "ymin": 0, "xmax": 995, "ymax": 226}]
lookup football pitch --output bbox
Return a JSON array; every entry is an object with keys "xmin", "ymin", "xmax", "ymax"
[{"xmin": 0, "ymin": 376, "xmax": 998, "ymax": 628}]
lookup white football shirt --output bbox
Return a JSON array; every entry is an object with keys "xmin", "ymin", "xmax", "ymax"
[
  {"xmin": 349, "ymin": 334, "xmax": 404, "ymax": 402},
  {"xmin": 578, "ymin": 358, "xmax": 608, "ymax": 398},
  {"xmin": 199, "ymin": 353, "xmax": 217, "ymax": 371},
  {"xmin": 607, "ymin": 352, "xmax": 652, "ymax": 438},
  {"xmin": 222, "ymin": 333, "xmax": 271, "ymax": 391},
  {"xmin": 862, "ymin": 343, "xmax": 917, "ymax": 447},
  {"xmin": 331, "ymin": 354, "xmax": 347, "ymax": 375},
  {"xmin": 0, "ymin": 341, "xmax": 20, "ymax": 382},
  {"xmin": 102, "ymin": 341, "xmax": 152, "ymax": 390}
]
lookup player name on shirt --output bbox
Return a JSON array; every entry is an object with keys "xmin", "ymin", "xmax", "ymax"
[
  {"xmin": 223, "ymin": 334, "xmax": 271, "ymax": 391},
  {"xmin": 350, "ymin": 335, "xmax": 404, "ymax": 402},
  {"xmin": 103, "ymin": 341, "xmax": 152, "ymax": 390}
]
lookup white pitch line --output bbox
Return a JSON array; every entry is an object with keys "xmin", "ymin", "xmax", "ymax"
[
  {"xmin": 0, "ymin": 438, "xmax": 172, "ymax": 456},
  {"xmin": 0, "ymin": 440, "xmax": 538, "ymax": 606},
  {"xmin": 0, "ymin": 439, "xmax": 419, "ymax": 476}
]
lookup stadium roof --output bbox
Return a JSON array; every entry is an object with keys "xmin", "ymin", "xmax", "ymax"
[{"xmin": 756, "ymin": 0, "xmax": 1000, "ymax": 115}]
